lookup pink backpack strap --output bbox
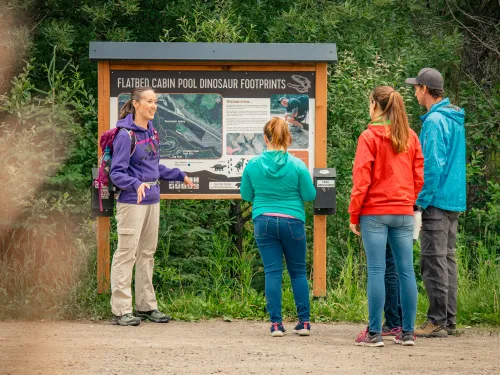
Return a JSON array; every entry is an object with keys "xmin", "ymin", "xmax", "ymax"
[
  {"xmin": 97, "ymin": 155, "xmax": 105, "ymax": 211},
  {"xmin": 153, "ymin": 128, "xmax": 159, "ymax": 142},
  {"xmin": 135, "ymin": 127, "xmax": 158, "ymax": 155}
]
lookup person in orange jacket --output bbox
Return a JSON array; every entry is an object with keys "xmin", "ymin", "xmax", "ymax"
[{"xmin": 349, "ymin": 85, "xmax": 424, "ymax": 347}]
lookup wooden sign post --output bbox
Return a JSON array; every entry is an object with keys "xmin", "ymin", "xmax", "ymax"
[{"xmin": 90, "ymin": 42, "xmax": 337, "ymax": 296}]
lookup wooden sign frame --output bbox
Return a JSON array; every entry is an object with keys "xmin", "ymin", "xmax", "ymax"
[{"xmin": 91, "ymin": 42, "xmax": 336, "ymax": 297}]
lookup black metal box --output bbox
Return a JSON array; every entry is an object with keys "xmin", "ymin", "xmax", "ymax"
[{"xmin": 313, "ymin": 168, "xmax": 336, "ymax": 215}]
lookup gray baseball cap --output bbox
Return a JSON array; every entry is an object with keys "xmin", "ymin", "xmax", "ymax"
[{"xmin": 405, "ymin": 68, "xmax": 444, "ymax": 90}]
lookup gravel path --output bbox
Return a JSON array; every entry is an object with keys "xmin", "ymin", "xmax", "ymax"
[{"xmin": 1, "ymin": 320, "xmax": 499, "ymax": 375}]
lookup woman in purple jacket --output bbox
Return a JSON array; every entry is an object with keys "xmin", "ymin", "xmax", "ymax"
[{"xmin": 109, "ymin": 87, "xmax": 194, "ymax": 326}]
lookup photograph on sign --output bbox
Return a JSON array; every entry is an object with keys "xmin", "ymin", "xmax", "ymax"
[
  {"xmin": 226, "ymin": 133, "xmax": 265, "ymax": 156},
  {"xmin": 270, "ymin": 94, "xmax": 310, "ymax": 149},
  {"xmin": 110, "ymin": 71, "xmax": 316, "ymax": 195}
]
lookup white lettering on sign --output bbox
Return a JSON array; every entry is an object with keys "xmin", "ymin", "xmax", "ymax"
[
  {"xmin": 239, "ymin": 78, "xmax": 286, "ymax": 90},
  {"xmin": 177, "ymin": 78, "xmax": 198, "ymax": 88},
  {"xmin": 117, "ymin": 78, "xmax": 151, "ymax": 88},
  {"xmin": 317, "ymin": 180, "xmax": 335, "ymax": 188},
  {"xmin": 151, "ymin": 78, "xmax": 176, "ymax": 89},
  {"xmin": 200, "ymin": 78, "xmax": 239, "ymax": 89}
]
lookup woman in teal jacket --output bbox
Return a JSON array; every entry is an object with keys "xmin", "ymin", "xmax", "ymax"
[{"xmin": 240, "ymin": 117, "xmax": 316, "ymax": 337}]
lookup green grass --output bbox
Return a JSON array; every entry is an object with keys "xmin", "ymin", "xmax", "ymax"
[
  {"xmin": 1, "ymin": 222, "xmax": 499, "ymax": 327},
  {"xmin": 455, "ymin": 234, "xmax": 500, "ymax": 326},
  {"xmin": 153, "ymin": 229, "xmax": 500, "ymax": 326}
]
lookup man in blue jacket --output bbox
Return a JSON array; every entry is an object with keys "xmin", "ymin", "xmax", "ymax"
[{"xmin": 406, "ymin": 68, "xmax": 466, "ymax": 338}]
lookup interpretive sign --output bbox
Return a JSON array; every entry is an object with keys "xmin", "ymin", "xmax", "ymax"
[
  {"xmin": 90, "ymin": 41, "xmax": 337, "ymax": 297},
  {"xmin": 110, "ymin": 70, "xmax": 316, "ymax": 195}
]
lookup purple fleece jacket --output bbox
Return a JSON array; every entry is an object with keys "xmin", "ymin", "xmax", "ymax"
[{"xmin": 110, "ymin": 114, "xmax": 186, "ymax": 205}]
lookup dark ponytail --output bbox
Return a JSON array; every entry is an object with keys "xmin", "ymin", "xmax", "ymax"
[
  {"xmin": 119, "ymin": 86, "xmax": 155, "ymax": 119},
  {"xmin": 371, "ymin": 86, "xmax": 410, "ymax": 153}
]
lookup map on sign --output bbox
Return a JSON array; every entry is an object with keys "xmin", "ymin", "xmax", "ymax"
[{"xmin": 118, "ymin": 93, "xmax": 223, "ymax": 159}]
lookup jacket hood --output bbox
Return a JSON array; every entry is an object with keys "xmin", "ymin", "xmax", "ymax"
[
  {"xmin": 116, "ymin": 113, "xmax": 151, "ymax": 132},
  {"xmin": 258, "ymin": 150, "xmax": 289, "ymax": 178},
  {"xmin": 421, "ymin": 98, "xmax": 465, "ymax": 126},
  {"xmin": 367, "ymin": 124, "xmax": 390, "ymax": 139}
]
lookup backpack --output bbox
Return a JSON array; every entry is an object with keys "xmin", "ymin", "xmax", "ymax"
[
  {"xmin": 91, "ymin": 126, "xmax": 161, "ymax": 216},
  {"xmin": 91, "ymin": 128, "xmax": 136, "ymax": 217}
]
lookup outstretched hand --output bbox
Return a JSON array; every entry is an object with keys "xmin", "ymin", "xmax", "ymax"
[{"xmin": 184, "ymin": 175, "xmax": 196, "ymax": 188}]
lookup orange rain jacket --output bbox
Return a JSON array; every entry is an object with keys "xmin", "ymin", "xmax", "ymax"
[{"xmin": 348, "ymin": 123, "xmax": 424, "ymax": 225}]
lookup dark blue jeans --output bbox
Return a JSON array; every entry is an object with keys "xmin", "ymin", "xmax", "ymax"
[
  {"xmin": 360, "ymin": 215, "xmax": 417, "ymax": 334},
  {"xmin": 384, "ymin": 243, "xmax": 402, "ymax": 329},
  {"xmin": 253, "ymin": 215, "xmax": 310, "ymax": 323}
]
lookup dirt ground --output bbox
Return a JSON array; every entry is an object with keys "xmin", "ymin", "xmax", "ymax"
[{"xmin": 1, "ymin": 320, "xmax": 499, "ymax": 375}]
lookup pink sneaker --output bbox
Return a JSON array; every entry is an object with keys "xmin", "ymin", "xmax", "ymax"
[
  {"xmin": 394, "ymin": 331, "xmax": 416, "ymax": 346},
  {"xmin": 382, "ymin": 325, "xmax": 402, "ymax": 336},
  {"xmin": 355, "ymin": 327, "xmax": 384, "ymax": 347}
]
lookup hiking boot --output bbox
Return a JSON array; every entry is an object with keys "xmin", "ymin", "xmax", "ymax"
[
  {"xmin": 112, "ymin": 313, "xmax": 141, "ymax": 326},
  {"xmin": 270, "ymin": 322, "xmax": 286, "ymax": 337},
  {"xmin": 136, "ymin": 309, "xmax": 171, "ymax": 323},
  {"xmin": 382, "ymin": 325, "xmax": 402, "ymax": 336},
  {"xmin": 444, "ymin": 324, "xmax": 457, "ymax": 336},
  {"xmin": 355, "ymin": 327, "xmax": 384, "ymax": 347},
  {"xmin": 394, "ymin": 331, "xmax": 416, "ymax": 346},
  {"xmin": 293, "ymin": 321, "xmax": 311, "ymax": 336},
  {"xmin": 415, "ymin": 320, "xmax": 448, "ymax": 337}
]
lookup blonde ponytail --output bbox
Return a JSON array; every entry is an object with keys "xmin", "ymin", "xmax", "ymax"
[
  {"xmin": 371, "ymin": 86, "xmax": 410, "ymax": 153},
  {"xmin": 388, "ymin": 91, "xmax": 410, "ymax": 153},
  {"xmin": 264, "ymin": 117, "xmax": 292, "ymax": 151}
]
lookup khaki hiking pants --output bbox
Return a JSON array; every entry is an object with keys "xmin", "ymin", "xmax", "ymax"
[{"xmin": 111, "ymin": 202, "xmax": 160, "ymax": 316}]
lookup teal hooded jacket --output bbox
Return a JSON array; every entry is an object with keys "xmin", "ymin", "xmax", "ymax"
[
  {"xmin": 416, "ymin": 98, "xmax": 466, "ymax": 212},
  {"xmin": 240, "ymin": 150, "xmax": 316, "ymax": 222}
]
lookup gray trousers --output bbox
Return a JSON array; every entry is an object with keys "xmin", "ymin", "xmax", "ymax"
[
  {"xmin": 110, "ymin": 202, "xmax": 160, "ymax": 316},
  {"xmin": 420, "ymin": 205, "xmax": 460, "ymax": 327}
]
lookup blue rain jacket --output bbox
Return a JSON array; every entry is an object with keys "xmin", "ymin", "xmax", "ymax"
[{"xmin": 416, "ymin": 98, "xmax": 466, "ymax": 212}]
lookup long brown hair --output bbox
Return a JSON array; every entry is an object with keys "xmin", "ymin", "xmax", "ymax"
[
  {"xmin": 119, "ymin": 87, "xmax": 155, "ymax": 119},
  {"xmin": 264, "ymin": 117, "xmax": 292, "ymax": 151},
  {"xmin": 371, "ymin": 86, "xmax": 410, "ymax": 153}
]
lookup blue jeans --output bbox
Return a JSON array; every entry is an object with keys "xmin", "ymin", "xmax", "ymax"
[
  {"xmin": 360, "ymin": 215, "xmax": 417, "ymax": 334},
  {"xmin": 253, "ymin": 215, "xmax": 310, "ymax": 323},
  {"xmin": 384, "ymin": 243, "xmax": 402, "ymax": 329}
]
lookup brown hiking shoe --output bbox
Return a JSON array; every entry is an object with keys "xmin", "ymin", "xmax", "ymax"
[{"xmin": 415, "ymin": 320, "xmax": 448, "ymax": 337}]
